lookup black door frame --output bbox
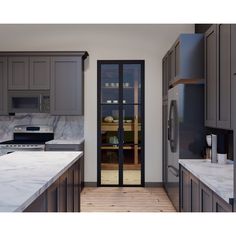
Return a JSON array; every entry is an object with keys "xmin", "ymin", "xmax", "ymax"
[{"xmin": 97, "ymin": 60, "xmax": 145, "ymax": 187}]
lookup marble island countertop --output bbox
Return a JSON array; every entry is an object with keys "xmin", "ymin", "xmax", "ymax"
[
  {"xmin": 0, "ymin": 151, "xmax": 83, "ymax": 212},
  {"xmin": 45, "ymin": 138, "xmax": 84, "ymax": 145},
  {"xmin": 179, "ymin": 159, "xmax": 233, "ymax": 204}
]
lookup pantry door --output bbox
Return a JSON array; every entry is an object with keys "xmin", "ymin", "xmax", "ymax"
[{"xmin": 97, "ymin": 60, "xmax": 145, "ymax": 186}]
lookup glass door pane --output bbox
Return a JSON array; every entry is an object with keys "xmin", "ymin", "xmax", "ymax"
[
  {"xmin": 101, "ymin": 64, "xmax": 119, "ymax": 104},
  {"xmin": 122, "ymin": 63, "xmax": 143, "ymax": 185},
  {"xmin": 123, "ymin": 64, "xmax": 141, "ymax": 104}
]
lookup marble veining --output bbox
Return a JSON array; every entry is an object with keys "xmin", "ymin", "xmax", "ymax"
[
  {"xmin": 0, "ymin": 113, "xmax": 84, "ymax": 142},
  {"xmin": 45, "ymin": 138, "xmax": 84, "ymax": 145},
  {"xmin": 0, "ymin": 151, "xmax": 83, "ymax": 212},
  {"xmin": 179, "ymin": 159, "xmax": 233, "ymax": 204}
]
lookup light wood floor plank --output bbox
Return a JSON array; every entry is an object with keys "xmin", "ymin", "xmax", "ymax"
[{"xmin": 81, "ymin": 187, "xmax": 176, "ymax": 212}]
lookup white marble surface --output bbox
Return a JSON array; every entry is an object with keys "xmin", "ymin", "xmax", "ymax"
[
  {"xmin": 179, "ymin": 159, "xmax": 233, "ymax": 204},
  {"xmin": 0, "ymin": 113, "xmax": 84, "ymax": 142},
  {"xmin": 0, "ymin": 151, "xmax": 83, "ymax": 212},
  {"xmin": 45, "ymin": 138, "xmax": 84, "ymax": 145}
]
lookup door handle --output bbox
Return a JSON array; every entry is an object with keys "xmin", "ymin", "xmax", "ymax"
[{"xmin": 168, "ymin": 165, "xmax": 179, "ymax": 177}]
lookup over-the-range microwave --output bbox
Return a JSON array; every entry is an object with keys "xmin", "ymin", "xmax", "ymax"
[{"xmin": 8, "ymin": 90, "xmax": 50, "ymax": 113}]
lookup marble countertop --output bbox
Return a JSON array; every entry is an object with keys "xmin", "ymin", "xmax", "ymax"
[
  {"xmin": 0, "ymin": 151, "xmax": 83, "ymax": 212},
  {"xmin": 179, "ymin": 159, "xmax": 233, "ymax": 204},
  {"xmin": 45, "ymin": 138, "xmax": 84, "ymax": 145}
]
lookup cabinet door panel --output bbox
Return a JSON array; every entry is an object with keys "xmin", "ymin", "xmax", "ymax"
[
  {"xmin": 169, "ymin": 49, "xmax": 175, "ymax": 82},
  {"xmin": 200, "ymin": 183, "xmax": 213, "ymax": 212},
  {"xmin": 175, "ymin": 41, "xmax": 180, "ymax": 78},
  {"xmin": 8, "ymin": 57, "xmax": 29, "ymax": 90},
  {"xmin": 180, "ymin": 166, "xmax": 190, "ymax": 212},
  {"xmin": 205, "ymin": 25, "xmax": 217, "ymax": 127},
  {"xmin": 189, "ymin": 174, "xmax": 200, "ymax": 212},
  {"xmin": 51, "ymin": 56, "xmax": 83, "ymax": 115},
  {"xmin": 213, "ymin": 193, "xmax": 232, "ymax": 212},
  {"xmin": 30, "ymin": 56, "xmax": 50, "ymax": 90},
  {"xmin": 217, "ymin": 24, "xmax": 231, "ymax": 129},
  {"xmin": 0, "ymin": 57, "xmax": 7, "ymax": 115}
]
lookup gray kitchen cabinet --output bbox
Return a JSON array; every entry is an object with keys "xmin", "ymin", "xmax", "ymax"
[
  {"xmin": 205, "ymin": 25, "xmax": 217, "ymax": 128},
  {"xmin": 217, "ymin": 24, "xmax": 231, "ymax": 129},
  {"xmin": 189, "ymin": 174, "xmax": 200, "ymax": 212},
  {"xmin": 8, "ymin": 57, "xmax": 29, "ymax": 90},
  {"xmin": 167, "ymin": 34, "xmax": 204, "ymax": 86},
  {"xmin": 162, "ymin": 53, "xmax": 169, "ymax": 99},
  {"xmin": 199, "ymin": 182, "xmax": 213, "ymax": 212},
  {"xmin": 213, "ymin": 193, "xmax": 232, "ymax": 212},
  {"xmin": 45, "ymin": 143, "xmax": 84, "ymax": 152},
  {"xmin": 180, "ymin": 166, "xmax": 190, "ymax": 212},
  {"xmin": 0, "ymin": 57, "xmax": 7, "ymax": 115},
  {"xmin": 205, "ymin": 24, "xmax": 232, "ymax": 129},
  {"xmin": 29, "ymin": 56, "xmax": 50, "ymax": 90},
  {"xmin": 50, "ymin": 56, "xmax": 83, "ymax": 115}
]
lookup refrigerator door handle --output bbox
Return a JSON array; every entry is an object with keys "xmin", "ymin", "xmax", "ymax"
[{"xmin": 168, "ymin": 165, "xmax": 179, "ymax": 177}]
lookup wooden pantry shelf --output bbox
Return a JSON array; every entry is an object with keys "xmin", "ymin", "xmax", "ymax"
[
  {"xmin": 101, "ymin": 122, "xmax": 141, "ymax": 131},
  {"xmin": 101, "ymin": 163, "xmax": 141, "ymax": 170}
]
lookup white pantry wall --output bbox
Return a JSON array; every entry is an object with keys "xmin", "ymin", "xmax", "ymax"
[{"xmin": 0, "ymin": 24, "xmax": 194, "ymax": 183}]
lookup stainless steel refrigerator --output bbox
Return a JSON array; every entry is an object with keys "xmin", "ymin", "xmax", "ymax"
[{"xmin": 166, "ymin": 83, "xmax": 205, "ymax": 211}]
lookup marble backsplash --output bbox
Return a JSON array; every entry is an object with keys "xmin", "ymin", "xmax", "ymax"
[{"xmin": 0, "ymin": 113, "xmax": 84, "ymax": 142}]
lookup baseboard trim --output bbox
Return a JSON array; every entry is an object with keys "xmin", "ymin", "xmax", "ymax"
[
  {"xmin": 145, "ymin": 182, "xmax": 163, "ymax": 187},
  {"xmin": 84, "ymin": 182, "xmax": 163, "ymax": 187},
  {"xmin": 84, "ymin": 182, "xmax": 97, "ymax": 187}
]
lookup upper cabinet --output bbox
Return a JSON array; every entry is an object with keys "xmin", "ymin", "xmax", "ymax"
[
  {"xmin": 0, "ymin": 52, "xmax": 88, "ymax": 116},
  {"xmin": 162, "ymin": 52, "xmax": 169, "ymax": 99},
  {"xmin": 50, "ymin": 56, "xmax": 84, "ymax": 115},
  {"xmin": 8, "ymin": 57, "xmax": 29, "ymax": 90},
  {"xmin": 0, "ymin": 57, "xmax": 7, "ymax": 115},
  {"xmin": 8, "ymin": 56, "xmax": 50, "ymax": 90},
  {"xmin": 162, "ymin": 34, "xmax": 204, "ymax": 91},
  {"xmin": 29, "ymin": 57, "xmax": 51, "ymax": 90},
  {"xmin": 204, "ymin": 24, "xmax": 232, "ymax": 129}
]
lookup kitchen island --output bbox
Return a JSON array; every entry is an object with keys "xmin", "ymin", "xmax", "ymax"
[{"xmin": 0, "ymin": 151, "xmax": 83, "ymax": 212}]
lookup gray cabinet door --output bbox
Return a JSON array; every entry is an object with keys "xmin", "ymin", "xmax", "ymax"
[
  {"xmin": 8, "ymin": 57, "xmax": 29, "ymax": 90},
  {"xmin": 169, "ymin": 49, "xmax": 175, "ymax": 83},
  {"xmin": 29, "ymin": 56, "xmax": 50, "ymax": 90},
  {"xmin": 0, "ymin": 57, "xmax": 7, "ymax": 115},
  {"xmin": 217, "ymin": 24, "xmax": 231, "ymax": 129},
  {"xmin": 189, "ymin": 174, "xmax": 200, "ymax": 212},
  {"xmin": 200, "ymin": 182, "xmax": 213, "ymax": 212},
  {"xmin": 180, "ymin": 166, "xmax": 190, "ymax": 212},
  {"xmin": 231, "ymin": 25, "xmax": 236, "ymax": 131},
  {"xmin": 212, "ymin": 193, "xmax": 232, "ymax": 212},
  {"xmin": 162, "ymin": 55, "xmax": 168, "ymax": 99},
  {"xmin": 51, "ymin": 56, "xmax": 83, "ymax": 115},
  {"xmin": 174, "ymin": 41, "xmax": 180, "ymax": 78},
  {"xmin": 205, "ymin": 25, "xmax": 217, "ymax": 127}
]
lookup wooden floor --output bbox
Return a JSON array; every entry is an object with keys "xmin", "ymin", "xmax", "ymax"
[{"xmin": 81, "ymin": 187, "xmax": 176, "ymax": 212}]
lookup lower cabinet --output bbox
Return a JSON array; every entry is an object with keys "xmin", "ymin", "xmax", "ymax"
[
  {"xmin": 24, "ymin": 156, "xmax": 83, "ymax": 212},
  {"xmin": 180, "ymin": 165, "xmax": 232, "ymax": 212}
]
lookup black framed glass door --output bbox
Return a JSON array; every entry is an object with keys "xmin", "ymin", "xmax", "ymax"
[{"xmin": 97, "ymin": 60, "xmax": 145, "ymax": 186}]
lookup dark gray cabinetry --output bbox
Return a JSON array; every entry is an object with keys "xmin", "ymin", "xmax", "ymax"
[
  {"xmin": 8, "ymin": 56, "xmax": 50, "ymax": 90},
  {"xmin": 167, "ymin": 34, "xmax": 204, "ymax": 86},
  {"xmin": 205, "ymin": 25, "xmax": 217, "ymax": 127},
  {"xmin": 189, "ymin": 174, "xmax": 200, "ymax": 212},
  {"xmin": 180, "ymin": 166, "xmax": 190, "ymax": 212},
  {"xmin": 180, "ymin": 164, "xmax": 232, "ymax": 212},
  {"xmin": 29, "ymin": 56, "xmax": 50, "ymax": 90},
  {"xmin": 213, "ymin": 193, "xmax": 232, "ymax": 212},
  {"xmin": 51, "ymin": 56, "xmax": 83, "ymax": 115},
  {"xmin": 199, "ymin": 182, "xmax": 213, "ymax": 212},
  {"xmin": 0, "ymin": 57, "xmax": 7, "ymax": 115},
  {"xmin": 45, "ymin": 143, "xmax": 84, "ymax": 152},
  {"xmin": 205, "ymin": 24, "xmax": 231, "ymax": 129},
  {"xmin": 162, "ymin": 53, "xmax": 169, "ymax": 99},
  {"xmin": 217, "ymin": 25, "xmax": 231, "ymax": 129},
  {"xmin": 8, "ymin": 57, "xmax": 29, "ymax": 90}
]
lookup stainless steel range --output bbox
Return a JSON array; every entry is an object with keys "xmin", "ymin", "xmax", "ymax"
[{"xmin": 0, "ymin": 125, "xmax": 54, "ymax": 156}]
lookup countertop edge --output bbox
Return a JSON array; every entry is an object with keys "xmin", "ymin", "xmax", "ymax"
[{"xmin": 14, "ymin": 151, "xmax": 83, "ymax": 212}]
